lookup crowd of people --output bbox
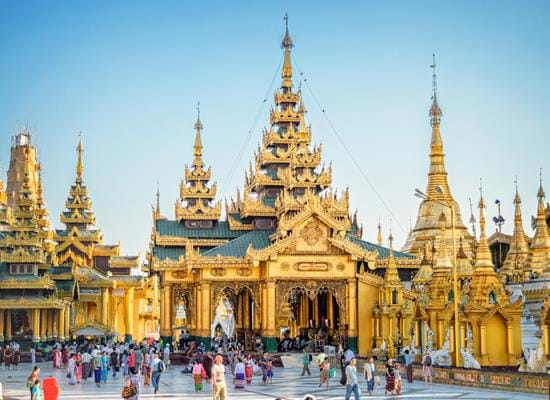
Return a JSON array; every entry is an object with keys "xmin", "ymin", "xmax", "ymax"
[{"xmin": 12, "ymin": 335, "xmax": 436, "ymax": 400}]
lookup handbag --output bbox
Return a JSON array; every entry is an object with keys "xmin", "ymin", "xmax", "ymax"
[
  {"xmin": 329, "ymin": 367, "xmax": 336, "ymax": 378},
  {"xmin": 121, "ymin": 384, "xmax": 137, "ymax": 399}
]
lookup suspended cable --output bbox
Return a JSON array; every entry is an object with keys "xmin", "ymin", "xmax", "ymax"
[
  {"xmin": 293, "ymin": 59, "xmax": 407, "ymax": 234},
  {"xmin": 219, "ymin": 54, "xmax": 284, "ymax": 202}
]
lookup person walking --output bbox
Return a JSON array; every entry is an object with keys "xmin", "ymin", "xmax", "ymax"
[
  {"xmin": 364, "ymin": 357, "xmax": 375, "ymax": 396},
  {"xmin": 319, "ymin": 358, "xmax": 330, "ymax": 389},
  {"xmin": 31, "ymin": 347, "xmax": 36, "ymax": 366},
  {"xmin": 301, "ymin": 348, "xmax": 311, "ymax": 376},
  {"xmin": 100, "ymin": 351, "xmax": 110, "ymax": 384},
  {"xmin": 384, "ymin": 359, "xmax": 395, "ymax": 395},
  {"xmin": 234, "ymin": 358, "xmax": 246, "ymax": 389},
  {"xmin": 344, "ymin": 357, "xmax": 360, "ymax": 400},
  {"xmin": 244, "ymin": 356, "xmax": 253, "ymax": 384},
  {"xmin": 31, "ymin": 379, "xmax": 43, "ymax": 400},
  {"xmin": 93, "ymin": 352, "xmax": 102, "ymax": 387},
  {"xmin": 67, "ymin": 354, "xmax": 78, "ymax": 386},
  {"xmin": 52, "ymin": 347, "xmax": 61, "ymax": 369},
  {"xmin": 27, "ymin": 366, "xmax": 40, "ymax": 400},
  {"xmin": 110, "ymin": 348, "xmax": 119, "ymax": 378},
  {"xmin": 81, "ymin": 351, "xmax": 92, "ymax": 381},
  {"xmin": 211, "ymin": 354, "xmax": 227, "ymax": 400},
  {"xmin": 3, "ymin": 345, "xmax": 12, "ymax": 370},
  {"xmin": 404, "ymin": 349, "xmax": 414, "ymax": 383},
  {"xmin": 12, "ymin": 346, "xmax": 20, "ymax": 370},
  {"xmin": 122, "ymin": 367, "xmax": 140, "ymax": 400},
  {"xmin": 151, "ymin": 352, "xmax": 165, "ymax": 394},
  {"xmin": 141, "ymin": 353, "xmax": 151, "ymax": 387},
  {"xmin": 192, "ymin": 359, "xmax": 206, "ymax": 392},
  {"xmin": 394, "ymin": 361, "xmax": 402, "ymax": 395},
  {"xmin": 422, "ymin": 352, "xmax": 433, "ymax": 384}
]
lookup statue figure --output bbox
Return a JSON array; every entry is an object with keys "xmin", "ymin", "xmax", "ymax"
[
  {"xmin": 426, "ymin": 325, "xmax": 434, "ymax": 352},
  {"xmin": 380, "ymin": 339, "xmax": 387, "ymax": 352},
  {"xmin": 466, "ymin": 324, "xmax": 475, "ymax": 355},
  {"xmin": 429, "ymin": 326, "xmax": 451, "ymax": 366},
  {"xmin": 523, "ymin": 339, "xmax": 547, "ymax": 373},
  {"xmin": 460, "ymin": 348, "xmax": 481, "ymax": 369}
]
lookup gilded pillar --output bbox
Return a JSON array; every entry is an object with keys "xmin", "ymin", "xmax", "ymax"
[
  {"xmin": 47, "ymin": 309, "xmax": 55, "ymax": 341},
  {"xmin": 196, "ymin": 284, "xmax": 202, "ymax": 337},
  {"xmin": 327, "ymin": 292, "xmax": 333, "ymax": 328},
  {"xmin": 243, "ymin": 290, "xmax": 250, "ymax": 330},
  {"xmin": 200, "ymin": 282, "xmax": 211, "ymax": 344},
  {"xmin": 125, "ymin": 287, "xmax": 135, "ymax": 342},
  {"xmin": 52, "ymin": 309, "xmax": 58, "ymax": 339},
  {"xmin": 480, "ymin": 323, "xmax": 488, "ymax": 365},
  {"xmin": 32, "ymin": 309, "xmax": 41, "ymax": 343},
  {"xmin": 40, "ymin": 308, "xmax": 48, "ymax": 342},
  {"xmin": 265, "ymin": 280, "xmax": 277, "ymax": 351},
  {"xmin": 0, "ymin": 309, "xmax": 4, "ymax": 342},
  {"xmin": 460, "ymin": 324, "xmax": 466, "ymax": 350},
  {"xmin": 64, "ymin": 305, "xmax": 70, "ymax": 340},
  {"xmin": 58, "ymin": 307, "xmax": 65, "ymax": 341},
  {"xmin": 236, "ymin": 293, "xmax": 243, "ymax": 329},
  {"xmin": 5, "ymin": 310, "xmax": 12, "ymax": 341},
  {"xmin": 261, "ymin": 284, "xmax": 267, "ymax": 331},
  {"xmin": 101, "ymin": 288, "xmax": 109, "ymax": 326},
  {"xmin": 506, "ymin": 323, "xmax": 514, "ymax": 363},
  {"xmin": 347, "ymin": 279, "xmax": 358, "ymax": 351}
]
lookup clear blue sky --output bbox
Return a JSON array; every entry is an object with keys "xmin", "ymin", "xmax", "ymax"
[{"xmin": 1, "ymin": 1, "xmax": 549, "ymax": 256}]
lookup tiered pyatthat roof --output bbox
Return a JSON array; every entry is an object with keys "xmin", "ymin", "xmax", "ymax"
[
  {"xmin": 236, "ymin": 21, "xmax": 337, "ymax": 228},
  {"xmin": 402, "ymin": 57, "xmax": 473, "ymax": 256},
  {"xmin": 500, "ymin": 184, "xmax": 529, "ymax": 281},
  {"xmin": 524, "ymin": 179, "xmax": 550, "ymax": 278},
  {"xmin": 0, "ymin": 165, "xmax": 45, "ymax": 265},
  {"xmin": 35, "ymin": 164, "xmax": 57, "ymax": 264},
  {"xmin": 55, "ymin": 137, "xmax": 103, "ymax": 267},
  {"xmin": 175, "ymin": 109, "xmax": 221, "ymax": 224}
]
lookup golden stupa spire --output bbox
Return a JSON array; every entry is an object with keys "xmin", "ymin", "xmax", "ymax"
[
  {"xmin": 412, "ymin": 242, "xmax": 433, "ymax": 287},
  {"xmin": 427, "ymin": 54, "xmax": 451, "ymax": 199},
  {"xmin": 193, "ymin": 102, "xmax": 204, "ymax": 167},
  {"xmin": 377, "ymin": 220, "xmax": 383, "ymax": 246},
  {"xmin": 473, "ymin": 180, "xmax": 495, "ymax": 272},
  {"xmin": 434, "ymin": 212, "xmax": 452, "ymax": 272},
  {"xmin": 153, "ymin": 181, "xmax": 161, "ymax": 220},
  {"xmin": 281, "ymin": 13, "xmax": 294, "ymax": 89},
  {"xmin": 500, "ymin": 177, "xmax": 529, "ymax": 279},
  {"xmin": 76, "ymin": 132, "xmax": 84, "ymax": 183},
  {"xmin": 524, "ymin": 170, "xmax": 550, "ymax": 277}
]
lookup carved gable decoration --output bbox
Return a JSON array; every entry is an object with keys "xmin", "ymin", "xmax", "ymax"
[{"xmin": 295, "ymin": 217, "xmax": 328, "ymax": 252}]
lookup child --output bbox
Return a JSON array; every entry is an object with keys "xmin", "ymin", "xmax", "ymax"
[
  {"xmin": 394, "ymin": 362, "xmax": 402, "ymax": 395},
  {"xmin": 31, "ymin": 379, "xmax": 43, "ymax": 400},
  {"xmin": 266, "ymin": 360, "xmax": 274, "ymax": 383}
]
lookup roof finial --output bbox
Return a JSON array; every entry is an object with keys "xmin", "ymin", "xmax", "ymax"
[
  {"xmin": 281, "ymin": 13, "xmax": 294, "ymax": 89},
  {"xmin": 429, "ymin": 53, "xmax": 442, "ymax": 120},
  {"xmin": 193, "ymin": 103, "xmax": 203, "ymax": 160},
  {"xmin": 76, "ymin": 131, "xmax": 84, "ymax": 183}
]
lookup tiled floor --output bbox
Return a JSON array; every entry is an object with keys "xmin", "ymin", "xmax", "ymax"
[{"xmin": 0, "ymin": 361, "xmax": 546, "ymax": 400}]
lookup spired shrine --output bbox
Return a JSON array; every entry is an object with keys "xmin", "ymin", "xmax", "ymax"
[{"xmin": 0, "ymin": 19, "xmax": 548, "ymax": 371}]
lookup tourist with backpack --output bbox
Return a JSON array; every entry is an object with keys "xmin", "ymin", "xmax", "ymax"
[
  {"xmin": 422, "ymin": 351, "xmax": 433, "ymax": 384},
  {"xmin": 151, "ymin": 352, "xmax": 165, "ymax": 394}
]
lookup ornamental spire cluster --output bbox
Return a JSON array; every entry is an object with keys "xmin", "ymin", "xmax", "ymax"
[{"xmin": 175, "ymin": 106, "xmax": 221, "ymax": 224}]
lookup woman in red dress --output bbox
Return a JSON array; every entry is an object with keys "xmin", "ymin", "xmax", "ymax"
[{"xmin": 75, "ymin": 352, "xmax": 83, "ymax": 383}]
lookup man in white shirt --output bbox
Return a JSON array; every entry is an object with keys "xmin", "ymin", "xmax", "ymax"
[{"xmin": 211, "ymin": 354, "xmax": 226, "ymax": 400}]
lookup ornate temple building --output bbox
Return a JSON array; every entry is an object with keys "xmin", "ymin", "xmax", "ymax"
[
  {"xmin": 148, "ymin": 22, "xmax": 420, "ymax": 354},
  {"xmin": 0, "ymin": 132, "xmax": 157, "ymax": 347}
]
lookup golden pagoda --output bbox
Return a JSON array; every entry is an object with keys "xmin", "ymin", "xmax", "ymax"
[
  {"xmin": 0, "ymin": 171, "xmax": 12, "ymax": 231},
  {"xmin": 402, "ymin": 57, "xmax": 473, "ymax": 257},
  {"xmin": 6, "ymin": 131, "xmax": 40, "ymax": 209}
]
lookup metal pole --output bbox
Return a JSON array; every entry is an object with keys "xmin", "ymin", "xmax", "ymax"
[{"xmin": 450, "ymin": 202, "xmax": 460, "ymax": 367}]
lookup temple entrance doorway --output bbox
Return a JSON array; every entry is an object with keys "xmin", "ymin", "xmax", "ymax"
[{"xmin": 282, "ymin": 284, "xmax": 345, "ymax": 352}]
